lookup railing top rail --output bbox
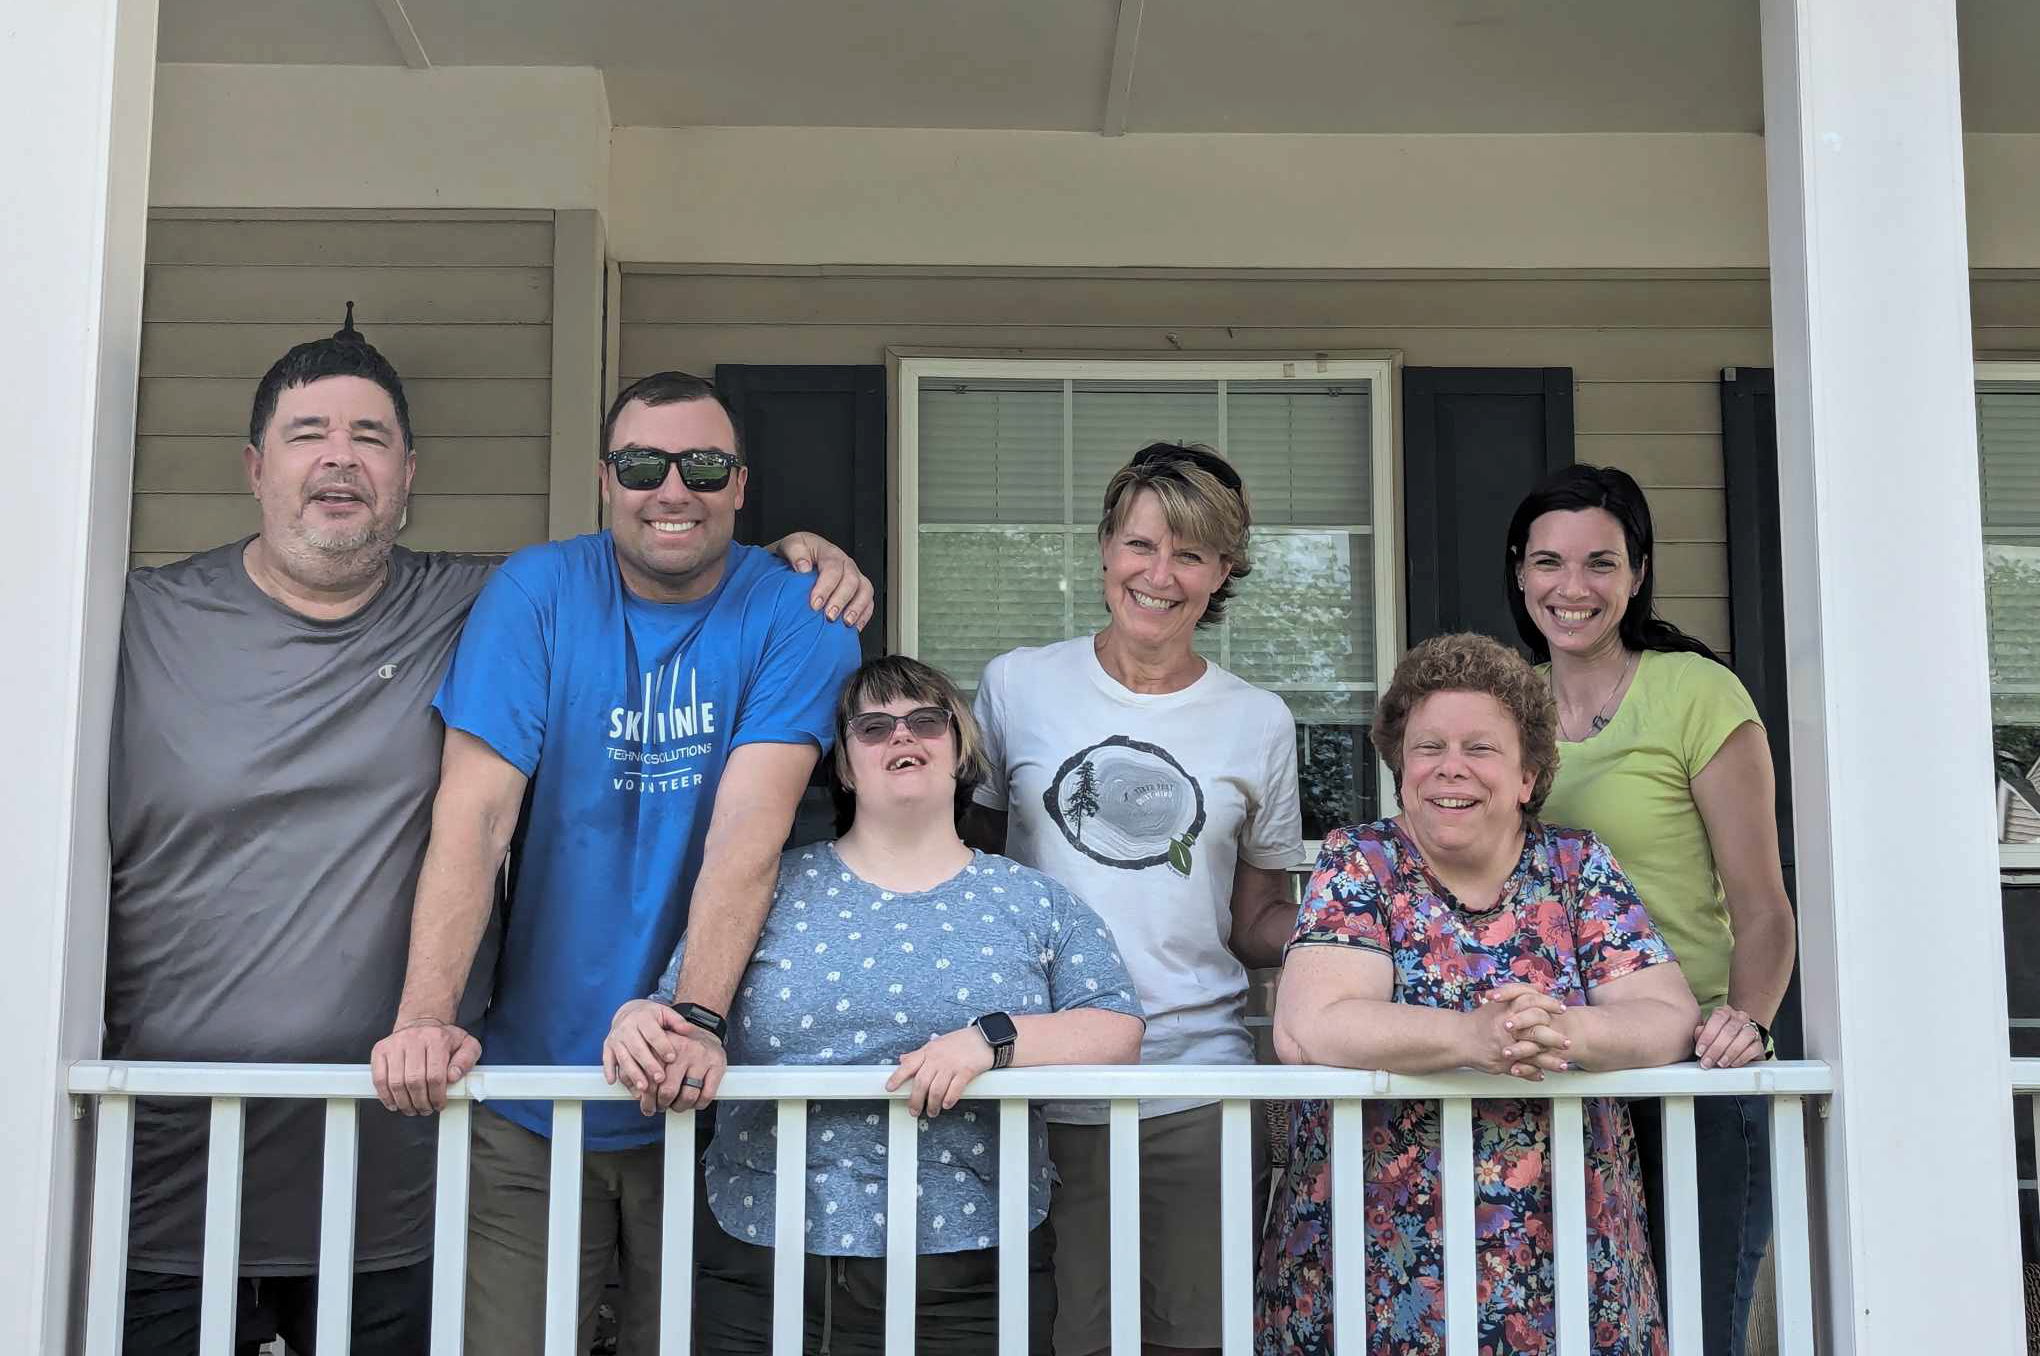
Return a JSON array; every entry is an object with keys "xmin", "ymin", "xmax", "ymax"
[
  {"xmin": 2011, "ymin": 1057, "xmax": 2040, "ymax": 1091},
  {"xmin": 66, "ymin": 1059, "xmax": 1834, "ymax": 1101}
]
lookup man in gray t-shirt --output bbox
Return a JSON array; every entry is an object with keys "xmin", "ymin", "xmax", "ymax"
[
  {"xmin": 107, "ymin": 329, "xmax": 490, "ymax": 1351},
  {"xmin": 107, "ymin": 326, "xmax": 874, "ymax": 1353}
]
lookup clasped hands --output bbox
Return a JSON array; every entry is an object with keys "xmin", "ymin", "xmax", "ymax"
[{"xmin": 1471, "ymin": 982, "xmax": 1578, "ymax": 1082}]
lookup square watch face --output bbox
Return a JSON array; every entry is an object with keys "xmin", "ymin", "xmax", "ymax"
[{"xmin": 977, "ymin": 1011, "xmax": 1018, "ymax": 1045}]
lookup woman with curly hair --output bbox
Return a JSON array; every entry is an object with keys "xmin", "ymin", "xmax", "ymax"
[{"xmin": 1255, "ymin": 633, "xmax": 1697, "ymax": 1356}]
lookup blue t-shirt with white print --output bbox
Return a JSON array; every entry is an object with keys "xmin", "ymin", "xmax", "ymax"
[
  {"xmin": 653, "ymin": 843, "xmax": 1144, "ymax": 1255},
  {"xmin": 434, "ymin": 534, "xmax": 860, "ymax": 1150}
]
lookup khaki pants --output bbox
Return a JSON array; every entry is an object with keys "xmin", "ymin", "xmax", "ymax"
[
  {"xmin": 1047, "ymin": 1103, "xmax": 1271, "ymax": 1355},
  {"xmin": 463, "ymin": 1105, "xmax": 674, "ymax": 1356}
]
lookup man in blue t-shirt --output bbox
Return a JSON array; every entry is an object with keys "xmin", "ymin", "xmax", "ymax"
[{"xmin": 368, "ymin": 371, "xmax": 862, "ymax": 1353}]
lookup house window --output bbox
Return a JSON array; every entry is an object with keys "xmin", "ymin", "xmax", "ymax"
[
  {"xmin": 897, "ymin": 357, "xmax": 1400, "ymax": 844},
  {"xmin": 1980, "ymin": 362, "xmax": 2040, "ymax": 870}
]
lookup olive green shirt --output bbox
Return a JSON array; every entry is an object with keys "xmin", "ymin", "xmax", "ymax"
[{"xmin": 1538, "ymin": 649, "xmax": 1761, "ymax": 1013}]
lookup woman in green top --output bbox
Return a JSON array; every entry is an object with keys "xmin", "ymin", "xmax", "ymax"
[{"xmin": 1503, "ymin": 464, "xmax": 1796, "ymax": 1356}]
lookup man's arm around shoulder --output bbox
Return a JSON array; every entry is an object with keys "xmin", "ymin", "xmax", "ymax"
[{"xmin": 370, "ymin": 728, "xmax": 528, "ymax": 1115}]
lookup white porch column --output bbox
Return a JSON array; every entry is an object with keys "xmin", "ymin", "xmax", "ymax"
[
  {"xmin": 0, "ymin": 0, "xmax": 157, "ymax": 1350},
  {"xmin": 1761, "ymin": 3, "xmax": 2022, "ymax": 1354}
]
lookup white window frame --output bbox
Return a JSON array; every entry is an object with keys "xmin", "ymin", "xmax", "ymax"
[
  {"xmin": 1980, "ymin": 360, "xmax": 2040, "ymax": 876},
  {"xmin": 894, "ymin": 354, "xmax": 1404, "ymax": 863}
]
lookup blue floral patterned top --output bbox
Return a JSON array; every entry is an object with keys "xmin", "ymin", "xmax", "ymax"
[{"xmin": 1254, "ymin": 819, "xmax": 1673, "ymax": 1356}]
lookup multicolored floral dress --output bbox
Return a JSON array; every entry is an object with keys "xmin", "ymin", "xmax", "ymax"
[{"xmin": 1254, "ymin": 819, "xmax": 1673, "ymax": 1356}]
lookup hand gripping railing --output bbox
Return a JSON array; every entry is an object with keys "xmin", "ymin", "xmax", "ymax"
[{"xmin": 66, "ymin": 1060, "xmax": 1833, "ymax": 1356}]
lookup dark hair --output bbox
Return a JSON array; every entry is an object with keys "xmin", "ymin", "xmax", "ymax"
[
  {"xmin": 827, "ymin": 655, "xmax": 987, "ymax": 835},
  {"xmin": 601, "ymin": 371, "xmax": 744, "ymax": 460},
  {"xmin": 247, "ymin": 336, "xmax": 413, "ymax": 450},
  {"xmin": 1097, "ymin": 441, "xmax": 1253, "ymax": 627},
  {"xmin": 1371, "ymin": 632, "xmax": 1560, "ymax": 817},
  {"xmin": 1504, "ymin": 464, "xmax": 1723, "ymax": 665}
]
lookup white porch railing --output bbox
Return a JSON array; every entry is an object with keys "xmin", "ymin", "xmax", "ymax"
[{"xmin": 66, "ymin": 1060, "xmax": 1833, "ymax": 1356}]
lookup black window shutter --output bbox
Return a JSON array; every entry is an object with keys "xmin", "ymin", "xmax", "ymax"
[
  {"xmin": 1719, "ymin": 365, "xmax": 1803, "ymax": 1061},
  {"xmin": 1402, "ymin": 367, "xmax": 1574, "ymax": 649},
  {"xmin": 714, "ymin": 364, "xmax": 888, "ymax": 847}
]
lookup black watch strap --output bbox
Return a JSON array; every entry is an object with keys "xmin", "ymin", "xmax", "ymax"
[{"xmin": 671, "ymin": 1000, "xmax": 728, "ymax": 1042}]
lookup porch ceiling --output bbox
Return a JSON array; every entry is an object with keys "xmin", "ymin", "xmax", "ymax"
[{"xmin": 156, "ymin": 0, "xmax": 2040, "ymax": 133}]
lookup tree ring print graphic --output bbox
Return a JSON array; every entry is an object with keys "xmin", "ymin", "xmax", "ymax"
[{"xmin": 1043, "ymin": 735, "xmax": 1207, "ymax": 876}]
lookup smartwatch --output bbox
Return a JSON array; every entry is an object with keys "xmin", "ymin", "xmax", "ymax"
[
  {"xmin": 972, "ymin": 1011, "xmax": 1018, "ymax": 1070},
  {"xmin": 671, "ymin": 1000, "xmax": 728, "ymax": 1042}
]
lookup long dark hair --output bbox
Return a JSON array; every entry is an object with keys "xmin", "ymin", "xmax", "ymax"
[{"xmin": 1503, "ymin": 464, "xmax": 1723, "ymax": 665}]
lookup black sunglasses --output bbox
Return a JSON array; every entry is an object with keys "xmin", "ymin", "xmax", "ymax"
[
  {"xmin": 603, "ymin": 449, "xmax": 742, "ymax": 493},
  {"xmin": 846, "ymin": 706, "xmax": 953, "ymax": 746},
  {"xmin": 1128, "ymin": 444, "xmax": 1244, "ymax": 495}
]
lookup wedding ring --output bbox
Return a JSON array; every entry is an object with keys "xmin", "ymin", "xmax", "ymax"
[{"xmin": 682, "ymin": 1076, "xmax": 706, "ymax": 1090}]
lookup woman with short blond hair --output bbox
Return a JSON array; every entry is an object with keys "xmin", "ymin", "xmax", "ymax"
[{"xmin": 967, "ymin": 442, "xmax": 1304, "ymax": 1356}]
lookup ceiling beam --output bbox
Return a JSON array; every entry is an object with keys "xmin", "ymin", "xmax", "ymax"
[
  {"xmin": 370, "ymin": 0, "xmax": 431, "ymax": 70},
  {"xmin": 1101, "ymin": 0, "xmax": 1145, "ymax": 137}
]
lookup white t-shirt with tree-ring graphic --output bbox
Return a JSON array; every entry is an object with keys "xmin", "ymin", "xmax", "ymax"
[{"xmin": 972, "ymin": 636, "xmax": 1303, "ymax": 1123}]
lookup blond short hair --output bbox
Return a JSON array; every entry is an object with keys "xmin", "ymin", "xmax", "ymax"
[
  {"xmin": 831, "ymin": 655, "xmax": 988, "ymax": 790},
  {"xmin": 1097, "ymin": 442, "xmax": 1253, "ymax": 627},
  {"xmin": 1370, "ymin": 632, "xmax": 1561, "ymax": 817}
]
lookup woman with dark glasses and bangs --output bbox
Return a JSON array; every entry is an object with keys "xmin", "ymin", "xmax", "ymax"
[{"xmin": 608, "ymin": 654, "xmax": 1144, "ymax": 1354}]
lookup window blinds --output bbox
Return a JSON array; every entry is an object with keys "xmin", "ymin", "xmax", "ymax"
[
  {"xmin": 1982, "ymin": 385, "xmax": 2040, "ymax": 724},
  {"xmin": 915, "ymin": 377, "xmax": 1375, "ymax": 727}
]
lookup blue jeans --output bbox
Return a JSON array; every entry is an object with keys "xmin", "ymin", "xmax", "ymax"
[{"xmin": 1631, "ymin": 1094, "xmax": 1775, "ymax": 1356}]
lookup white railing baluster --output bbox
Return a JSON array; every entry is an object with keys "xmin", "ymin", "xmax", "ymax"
[
  {"xmin": 314, "ymin": 1098, "xmax": 359, "ymax": 1355},
  {"xmin": 545, "ymin": 1101, "xmax": 584, "ymax": 1356},
  {"xmin": 1551, "ymin": 1096, "xmax": 1588, "ymax": 1356},
  {"xmin": 772, "ymin": 1099, "xmax": 808, "ymax": 1356},
  {"xmin": 660, "ymin": 1108, "xmax": 697, "ymax": 1356},
  {"xmin": 200, "ymin": 1097, "xmax": 245, "ymax": 1355},
  {"xmin": 82, "ymin": 1093, "xmax": 135, "ymax": 1356},
  {"xmin": 1441, "ymin": 1098, "xmax": 1477, "ymax": 1347},
  {"xmin": 1108, "ymin": 1098, "xmax": 1141, "ymax": 1355},
  {"xmin": 429, "ymin": 1100, "xmax": 471, "ymax": 1355},
  {"xmin": 998, "ymin": 1097, "xmax": 1029, "ymax": 1356},
  {"xmin": 886, "ymin": 1101, "xmax": 918, "ymax": 1353},
  {"xmin": 1659, "ymin": 1097, "xmax": 1702, "ymax": 1354},
  {"xmin": 1220, "ymin": 1099, "xmax": 1253, "ymax": 1356},
  {"xmin": 1768, "ymin": 1095, "xmax": 1815, "ymax": 1356},
  {"xmin": 1330, "ymin": 1097, "xmax": 1367, "ymax": 1356}
]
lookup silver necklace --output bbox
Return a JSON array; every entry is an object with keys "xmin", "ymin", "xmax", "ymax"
[{"xmin": 1554, "ymin": 649, "xmax": 1636, "ymax": 742}]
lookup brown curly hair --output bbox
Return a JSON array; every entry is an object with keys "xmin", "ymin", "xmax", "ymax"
[{"xmin": 1369, "ymin": 633, "xmax": 1560, "ymax": 817}]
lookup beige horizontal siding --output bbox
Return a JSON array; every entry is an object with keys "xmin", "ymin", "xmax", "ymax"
[
  {"xmin": 144, "ymin": 265, "xmax": 553, "ymax": 324},
  {"xmin": 621, "ymin": 322, "xmax": 1775, "ymax": 383},
  {"xmin": 133, "ymin": 212, "xmax": 555, "ymax": 564},
  {"xmin": 147, "ymin": 218, "xmax": 554, "ymax": 267},
  {"xmin": 142, "ymin": 322, "xmax": 552, "ymax": 378}
]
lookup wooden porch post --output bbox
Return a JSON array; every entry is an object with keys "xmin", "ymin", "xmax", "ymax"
[
  {"xmin": 0, "ymin": 0, "xmax": 158, "ymax": 1349},
  {"xmin": 1760, "ymin": 2, "xmax": 2023, "ymax": 1352}
]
